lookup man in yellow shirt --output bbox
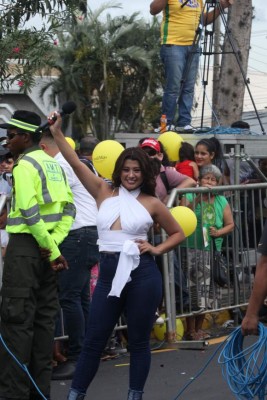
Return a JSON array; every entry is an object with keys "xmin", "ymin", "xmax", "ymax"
[
  {"xmin": 150, "ymin": 0, "xmax": 232, "ymax": 132},
  {"xmin": 0, "ymin": 110, "xmax": 75, "ymax": 400}
]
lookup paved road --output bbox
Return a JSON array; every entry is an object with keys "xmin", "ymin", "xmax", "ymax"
[{"xmin": 51, "ymin": 335, "xmax": 237, "ymax": 400}]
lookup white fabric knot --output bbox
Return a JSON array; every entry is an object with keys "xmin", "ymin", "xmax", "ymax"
[{"xmin": 108, "ymin": 240, "xmax": 140, "ymax": 298}]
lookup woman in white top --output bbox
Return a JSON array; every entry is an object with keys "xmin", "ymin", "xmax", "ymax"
[{"xmin": 49, "ymin": 112, "xmax": 185, "ymax": 400}]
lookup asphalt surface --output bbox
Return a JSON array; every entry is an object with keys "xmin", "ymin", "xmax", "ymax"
[{"xmin": 51, "ymin": 334, "xmax": 238, "ymax": 400}]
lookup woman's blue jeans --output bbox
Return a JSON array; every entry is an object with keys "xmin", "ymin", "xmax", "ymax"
[
  {"xmin": 71, "ymin": 252, "xmax": 162, "ymax": 394},
  {"xmin": 160, "ymin": 44, "xmax": 200, "ymax": 127}
]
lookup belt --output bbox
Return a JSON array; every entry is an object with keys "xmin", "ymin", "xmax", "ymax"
[
  {"xmin": 100, "ymin": 251, "xmax": 120, "ymax": 255},
  {"xmin": 71, "ymin": 225, "xmax": 97, "ymax": 232}
]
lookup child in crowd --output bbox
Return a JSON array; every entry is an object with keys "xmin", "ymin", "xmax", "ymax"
[{"xmin": 175, "ymin": 142, "xmax": 199, "ymax": 181}]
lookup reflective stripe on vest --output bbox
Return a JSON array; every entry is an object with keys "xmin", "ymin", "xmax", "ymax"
[
  {"xmin": 7, "ymin": 213, "xmax": 65, "ymax": 226},
  {"xmin": 22, "ymin": 155, "xmax": 67, "ymax": 202},
  {"xmin": 64, "ymin": 203, "xmax": 76, "ymax": 218},
  {"xmin": 23, "ymin": 155, "xmax": 53, "ymax": 203},
  {"xmin": 8, "ymin": 204, "xmax": 76, "ymax": 227},
  {"xmin": 20, "ymin": 204, "xmax": 39, "ymax": 218}
]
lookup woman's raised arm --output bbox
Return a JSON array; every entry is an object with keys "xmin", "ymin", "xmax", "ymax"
[{"xmin": 49, "ymin": 111, "xmax": 111, "ymax": 203}]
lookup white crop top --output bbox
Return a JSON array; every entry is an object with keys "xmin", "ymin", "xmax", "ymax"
[{"xmin": 96, "ymin": 185, "xmax": 153, "ymax": 297}]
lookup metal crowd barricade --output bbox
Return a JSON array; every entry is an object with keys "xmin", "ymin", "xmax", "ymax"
[{"xmin": 162, "ymin": 182, "xmax": 267, "ymax": 343}]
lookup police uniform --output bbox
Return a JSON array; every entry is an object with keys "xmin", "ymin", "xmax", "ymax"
[{"xmin": 0, "ymin": 113, "xmax": 75, "ymax": 400}]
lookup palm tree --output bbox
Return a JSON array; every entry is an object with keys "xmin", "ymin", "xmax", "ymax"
[{"xmin": 42, "ymin": 5, "xmax": 162, "ymax": 140}]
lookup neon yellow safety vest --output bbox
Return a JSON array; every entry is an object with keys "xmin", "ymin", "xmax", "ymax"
[{"xmin": 7, "ymin": 147, "xmax": 76, "ymax": 261}]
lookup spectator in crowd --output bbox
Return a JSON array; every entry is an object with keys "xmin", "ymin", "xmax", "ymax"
[
  {"xmin": 175, "ymin": 141, "xmax": 199, "ymax": 181},
  {"xmin": 0, "ymin": 141, "xmax": 12, "ymax": 195},
  {"xmin": 194, "ymin": 138, "xmax": 227, "ymax": 184},
  {"xmin": 181, "ymin": 165, "xmax": 234, "ymax": 340},
  {"xmin": 49, "ymin": 110, "xmax": 185, "ymax": 400},
  {"xmin": 40, "ymin": 131, "xmax": 100, "ymax": 380},
  {"xmin": 0, "ymin": 142, "xmax": 14, "ymax": 291},
  {"xmin": 138, "ymin": 137, "xmax": 171, "ymax": 167},
  {"xmin": 0, "ymin": 204, "xmax": 8, "ymax": 259},
  {"xmin": 194, "ymin": 138, "xmax": 215, "ymax": 169},
  {"xmin": 0, "ymin": 110, "xmax": 75, "ymax": 400},
  {"xmin": 141, "ymin": 137, "xmax": 196, "ymax": 204},
  {"xmin": 150, "ymin": 0, "xmax": 232, "ymax": 133},
  {"xmin": 78, "ymin": 135, "xmax": 99, "ymax": 174},
  {"xmin": 140, "ymin": 138, "xmax": 195, "ymax": 313},
  {"xmin": 208, "ymin": 137, "xmax": 230, "ymax": 185}
]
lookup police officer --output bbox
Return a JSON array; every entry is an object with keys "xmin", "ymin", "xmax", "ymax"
[{"xmin": 0, "ymin": 110, "xmax": 76, "ymax": 400}]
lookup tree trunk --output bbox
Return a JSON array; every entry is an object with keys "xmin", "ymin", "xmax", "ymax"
[{"xmin": 213, "ymin": 0, "xmax": 252, "ymax": 125}]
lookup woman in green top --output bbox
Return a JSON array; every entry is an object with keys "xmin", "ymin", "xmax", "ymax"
[{"xmin": 181, "ymin": 165, "xmax": 234, "ymax": 340}]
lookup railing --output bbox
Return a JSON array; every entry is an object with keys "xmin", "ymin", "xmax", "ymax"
[{"xmin": 162, "ymin": 183, "xmax": 267, "ymax": 342}]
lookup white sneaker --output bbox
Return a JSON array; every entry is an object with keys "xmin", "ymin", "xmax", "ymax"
[
  {"xmin": 154, "ymin": 311, "xmax": 165, "ymax": 324},
  {"xmin": 154, "ymin": 124, "xmax": 175, "ymax": 133},
  {"xmin": 155, "ymin": 316, "xmax": 165, "ymax": 324},
  {"xmin": 176, "ymin": 125, "xmax": 195, "ymax": 133}
]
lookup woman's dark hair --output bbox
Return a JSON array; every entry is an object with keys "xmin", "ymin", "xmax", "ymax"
[
  {"xmin": 195, "ymin": 138, "xmax": 216, "ymax": 156},
  {"xmin": 112, "ymin": 147, "xmax": 156, "ymax": 196},
  {"xmin": 179, "ymin": 142, "xmax": 195, "ymax": 162},
  {"xmin": 208, "ymin": 137, "xmax": 229, "ymax": 174}
]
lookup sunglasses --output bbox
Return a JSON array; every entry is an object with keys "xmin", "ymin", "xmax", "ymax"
[
  {"xmin": 6, "ymin": 132, "xmax": 20, "ymax": 140},
  {"xmin": 143, "ymin": 148, "xmax": 158, "ymax": 157}
]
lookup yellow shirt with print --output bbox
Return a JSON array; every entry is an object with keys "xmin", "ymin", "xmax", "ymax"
[{"xmin": 161, "ymin": 0, "xmax": 203, "ymax": 46}]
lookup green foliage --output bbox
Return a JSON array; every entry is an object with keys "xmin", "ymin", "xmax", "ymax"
[
  {"xmin": 41, "ymin": 8, "xmax": 163, "ymax": 138},
  {"xmin": 0, "ymin": 1, "xmax": 164, "ymax": 136},
  {"xmin": 0, "ymin": 0, "xmax": 81, "ymax": 29},
  {"xmin": 0, "ymin": 28, "xmax": 56, "ymax": 92},
  {"xmin": 0, "ymin": 0, "xmax": 82, "ymax": 92}
]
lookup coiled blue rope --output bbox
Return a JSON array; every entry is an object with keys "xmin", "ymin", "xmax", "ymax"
[
  {"xmin": 173, "ymin": 324, "xmax": 267, "ymax": 400},
  {"xmin": 218, "ymin": 323, "xmax": 267, "ymax": 400}
]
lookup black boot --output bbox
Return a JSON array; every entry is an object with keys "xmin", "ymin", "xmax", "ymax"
[
  {"xmin": 67, "ymin": 389, "xmax": 85, "ymax": 400},
  {"xmin": 127, "ymin": 389, "xmax": 143, "ymax": 400}
]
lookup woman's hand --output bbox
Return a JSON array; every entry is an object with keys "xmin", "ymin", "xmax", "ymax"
[
  {"xmin": 135, "ymin": 239, "xmax": 161, "ymax": 256},
  {"xmin": 210, "ymin": 226, "xmax": 222, "ymax": 237}
]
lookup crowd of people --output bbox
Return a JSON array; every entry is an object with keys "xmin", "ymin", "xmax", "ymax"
[{"xmin": 0, "ymin": 116, "xmax": 265, "ymax": 400}]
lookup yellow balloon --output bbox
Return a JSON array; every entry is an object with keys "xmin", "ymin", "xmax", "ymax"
[
  {"xmin": 92, "ymin": 140, "xmax": 124, "ymax": 179},
  {"xmin": 170, "ymin": 206, "xmax": 197, "ymax": 237},
  {"xmin": 65, "ymin": 137, "xmax": 76, "ymax": 150},
  {"xmin": 154, "ymin": 314, "xmax": 184, "ymax": 341},
  {"xmin": 158, "ymin": 131, "xmax": 183, "ymax": 162}
]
